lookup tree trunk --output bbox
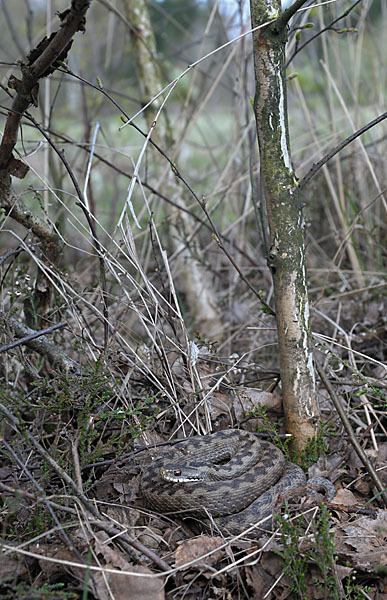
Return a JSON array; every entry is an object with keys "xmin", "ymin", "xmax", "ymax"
[
  {"xmin": 250, "ymin": 0, "xmax": 319, "ymax": 453},
  {"xmin": 122, "ymin": 0, "xmax": 223, "ymax": 340}
]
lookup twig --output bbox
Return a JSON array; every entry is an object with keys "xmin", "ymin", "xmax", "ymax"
[
  {"xmin": 0, "ymin": 2, "xmax": 109, "ymax": 349},
  {"xmin": 286, "ymin": 0, "xmax": 363, "ymax": 66},
  {"xmin": 0, "ymin": 310, "xmax": 79, "ymax": 372},
  {"xmin": 25, "ymin": 113, "xmax": 110, "ymax": 350},
  {"xmin": 326, "ymin": 421, "xmax": 376, "ymax": 479},
  {"xmin": 0, "ymin": 320, "xmax": 67, "ymax": 353},
  {"xmin": 1, "ymin": 438, "xmax": 76, "ymax": 552},
  {"xmin": 276, "ymin": 0, "xmax": 310, "ymax": 29},
  {"xmin": 299, "ymin": 112, "xmax": 387, "ymax": 190},
  {"xmin": 0, "ymin": 401, "xmax": 94, "ymax": 506},
  {"xmin": 315, "ymin": 357, "xmax": 387, "ymax": 507},
  {"xmin": 326, "ymin": 503, "xmax": 377, "ymax": 518},
  {"xmin": 0, "ymin": 402, "xmax": 170, "ymax": 571},
  {"xmin": 0, "ymin": 174, "xmax": 61, "ymax": 247},
  {"xmin": 49, "ymin": 69, "xmax": 274, "ymax": 315},
  {"xmin": 71, "ymin": 434, "xmax": 84, "ymax": 494},
  {"xmin": 0, "ymin": 248, "xmax": 22, "ymax": 266},
  {"xmin": 0, "ymin": 1, "xmax": 91, "ymax": 168},
  {"xmin": 0, "ymin": 482, "xmax": 169, "ymax": 570},
  {"xmin": 88, "ymin": 520, "xmax": 170, "ymax": 571}
]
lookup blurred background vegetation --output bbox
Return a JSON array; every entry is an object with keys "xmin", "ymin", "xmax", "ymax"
[
  {"xmin": 0, "ymin": 0, "xmax": 385, "ymax": 367},
  {"xmin": 0, "ymin": 2, "xmax": 385, "ymax": 597}
]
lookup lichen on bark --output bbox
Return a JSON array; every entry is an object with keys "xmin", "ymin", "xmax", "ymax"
[{"xmin": 250, "ymin": 0, "xmax": 320, "ymax": 452}]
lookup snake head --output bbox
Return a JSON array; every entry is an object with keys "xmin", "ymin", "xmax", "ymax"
[{"xmin": 160, "ymin": 465, "xmax": 206, "ymax": 483}]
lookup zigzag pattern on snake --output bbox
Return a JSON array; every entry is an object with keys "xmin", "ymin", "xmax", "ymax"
[{"xmin": 141, "ymin": 429, "xmax": 335, "ymax": 535}]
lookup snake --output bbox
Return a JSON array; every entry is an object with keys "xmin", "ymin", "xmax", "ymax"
[{"xmin": 141, "ymin": 429, "xmax": 335, "ymax": 536}]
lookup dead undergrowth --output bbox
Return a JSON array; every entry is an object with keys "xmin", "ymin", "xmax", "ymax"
[
  {"xmin": 0, "ymin": 269, "xmax": 386, "ymax": 599},
  {"xmin": 0, "ymin": 1, "xmax": 386, "ymax": 598}
]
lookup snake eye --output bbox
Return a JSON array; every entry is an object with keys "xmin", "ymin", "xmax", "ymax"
[{"xmin": 173, "ymin": 469, "xmax": 181, "ymax": 476}]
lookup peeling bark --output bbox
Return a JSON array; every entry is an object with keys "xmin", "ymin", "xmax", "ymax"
[{"xmin": 250, "ymin": 0, "xmax": 319, "ymax": 452}]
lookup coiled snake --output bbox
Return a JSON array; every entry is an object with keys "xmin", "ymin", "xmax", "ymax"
[{"xmin": 141, "ymin": 429, "xmax": 335, "ymax": 535}]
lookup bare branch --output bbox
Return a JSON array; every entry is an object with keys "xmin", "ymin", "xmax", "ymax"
[
  {"xmin": 286, "ymin": 0, "xmax": 363, "ymax": 66},
  {"xmin": 0, "ymin": 0, "xmax": 91, "ymax": 169},
  {"xmin": 276, "ymin": 0, "xmax": 310, "ymax": 29},
  {"xmin": 299, "ymin": 112, "xmax": 387, "ymax": 190},
  {"xmin": 0, "ymin": 310, "xmax": 79, "ymax": 372},
  {"xmin": 0, "ymin": 320, "xmax": 67, "ymax": 353},
  {"xmin": 0, "ymin": 171, "xmax": 61, "ymax": 246}
]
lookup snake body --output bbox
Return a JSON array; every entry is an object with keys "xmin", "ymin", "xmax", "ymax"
[{"xmin": 141, "ymin": 429, "xmax": 335, "ymax": 535}]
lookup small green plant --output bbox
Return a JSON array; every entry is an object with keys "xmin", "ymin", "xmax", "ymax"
[
  {"xmin": 252, "ymin": 404, "xmax": 292, "ymax": 460},
  {"xmin": 344, "ymin": 577, "xmax": 372, "ymax": 599},
  {"xmin": 310, "ymin": 505, "xmax": 339, "ymax": 599},
  {"xmin": 297, "ymin": 425, "xmax": 328, "ymax": 470},
  {"xmin": 0, "ymin": 581, "xmax": 77, "ymax": 600},
  {"xmin": 275, "ymin": 505, "xmax": 340, "ymax": 600},
  {"xmin": 275, "ymin": 507, "xmax": 309, "ymax": 599},
  {"xmin": 276, "ymin": 506, "xmax": 373, "ymax": 598}
]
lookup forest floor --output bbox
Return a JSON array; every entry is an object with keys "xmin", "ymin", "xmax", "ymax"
[{"xmin": 0, "ymin": 278, "xmax": 386, "ymax": 600}]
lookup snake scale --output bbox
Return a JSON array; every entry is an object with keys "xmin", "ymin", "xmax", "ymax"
[{"xmin": 141, "ymin": 429, "xmax": 335, "ymax": 535}]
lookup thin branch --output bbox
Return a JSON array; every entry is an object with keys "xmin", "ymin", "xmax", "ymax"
[
  {"xmin": 299, "ymin": 112, "xmax": 387, "ymax": 190},
  {"xmin": 0, "ymin": 1, "xmax": 109, "ymax": 350},
  {"xmin": 0, "ymin": 310, "xmax": 79, "ymax": 372},
  {"xmin": 286, "ymin": 0, "xmax": 363, "ymax": 66},
  {"xmin": 23, "ymin": 112, "xmax": 110, "ymax": 349},
  {"xmin": 0, "ymin": 403, "xmax": 171, "ymax": 571},
  {"xmin": 0, "ymin": 320, "xmax": 67, "ymax": 353},
  {"xmin": 276, "ymin": 0, "xmax": 310, "ymax": 30},
  {"xmin": 55, "ymin": 68, "xmax": 274, "ymax": 314},
  {"xmin": 38, "ymin": 118, "xmax": 260, "ymax": 268},
  {"xmin": 0, "ymin": 0, "xmax": 91, "ymax": 169},
  {"xmin": 0, "ymin": 248, "xmax": 22, "ymax": 266},
  {"xmin": 315, "ymin": 357, "xmax": 387, "ymax": 507},
  {"xmin": 1, "ymin": 438, "xmax": 77, "ymax": 552},
  {"xmin": 0, "ymin": 172, "xmax": 61, "ymax": 246}
]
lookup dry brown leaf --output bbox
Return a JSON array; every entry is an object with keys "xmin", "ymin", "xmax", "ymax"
[
  {"xmin": 377, "ymin": 442, "xmax": 387, "ymax": 462},
  {"xmin": 92, "ymin": 532, "xmax": 165, "ymax": 600},
  {"xmin": 207, "ymin": 391, "xmax": 234, "ymax": 421},
  {"xmin": 335, "ymin": 510, "xmax": 387, "ymax": 570},
  {"xmin": 233, "ymin": 389, "xmax": 282, "ymax": 421},
  {"xmin": 96, "ymin": 565, "xmax": 165, "ymax": 600},
  {"xmin": 173, "ymin": 536, "xmax": 224, "ymax": 570},
  {"xmin": 330, "ymin": 488, "xmax": 359, "ymax": 506},
  {"xmin": 37, "ymin": 546, "xmax": 82, "ymax": 582},
  {"xmin": 245, "ymin": 564, "xmax": 277, "ymax": 600},
  {"xmin": 0, "ymin": 555, "xmax": 27, "ymax": 581},
  {"xmin": 308, "ymin": 453, "xmax": 345, "ymax": 483},
  {"xmin": 95, "ymin": 461, "xmax": 141, "ymax": 502},
  {"xmin": 102, "ymin": 504, "xmax": 142, "ymax": 530}
]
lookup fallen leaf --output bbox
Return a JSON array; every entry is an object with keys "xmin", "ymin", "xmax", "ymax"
[
  {"xmin": 0, "ymin": 556, "xmax": 27, "ymax": 581},
  {"xmin": 330, "ymin": 488, "xmax": 359, "ymax": 506},
  {"xmin": 93, "ymin": 532, "xmax": 165, "ymax": 600},
  {"xmin": 173, "ymin": 536, "xmax": 224, "ymax": 570},
  {"xmin": 335, "ymin": 510, "xmax": 387, "ymax": 570},
  {"xmin": 233, "ymin": 389, "xmax": 282, "ymax": 422}
]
